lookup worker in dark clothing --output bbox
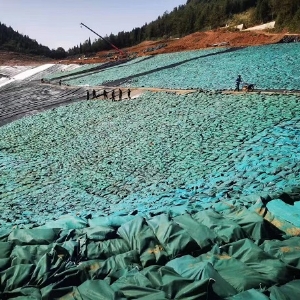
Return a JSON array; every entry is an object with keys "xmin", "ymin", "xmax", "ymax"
[
  {"xmin": 119, "ymin": 88, "xmax": 122, "ymax": 101},
  {"xmin": 92, "ymin": 89, "xmax": 96, "ymax": 99},
  {"xmin": 103, "ymin": 89, "xmax": 108, "ymax": 99},
  {"xmin": 234, "ymin": 75, "xmax": 242, "ymax": 92},
  {"xmin": 111, "ymin": 90, "xmax": 115, "ymax": 101},
  {"xmin": 127, "ymin": 88, "xmax": 131, "ymax": 99},
  {"xmin": 59, "ymin": 80, "xmax": 62, "ymax": 86},
  {"xmin": 86, "ymin": 90, "xmax": 90, "ymax": 100}
]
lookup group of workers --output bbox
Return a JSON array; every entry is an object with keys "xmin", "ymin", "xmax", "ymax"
[
  {"xmin": 86, "ymin": 76, "xmax": 244, "ymax": 100},
  {"xmin": 46, "ymin": 75, "xmax": 246, "ymax": 96},
  {"xmin": 86, "ymin": 88, "xmax": 131, "ymax": 101}
]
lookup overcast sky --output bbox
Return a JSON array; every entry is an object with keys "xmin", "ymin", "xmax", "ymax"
[{"xmin": 0, "ymin": 0, "xmax": 187, "ymax": 50}]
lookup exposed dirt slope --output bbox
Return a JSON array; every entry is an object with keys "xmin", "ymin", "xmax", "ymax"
[
  {"xmin": 66, "ymin": 29, "xmax": 289, "ymax": 64},
  {"xmin": 0, "ymin": 51, "xmax": 54, "ymax": 66},
  {"xmin": 129, "ymin": 29, "xmax": 286, "ymax": 54}
]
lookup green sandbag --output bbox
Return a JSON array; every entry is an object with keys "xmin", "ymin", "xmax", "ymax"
[
  {"xmin": 213, "ymin": 200, "xmax": 239, "ymax": 213},
  {"xmin": 193, "ymin": 209, "xmax": 247, "ymax": 243},
  {"xmin": 41, "ymin": 215, "xmax": 88, "ymax": 230},
  {"xmin": 58, "ymin": 280, "xmax": 123, "ymax": 300},
  {"xmin": 56, "ymin": 287, "xmax": 84, "ymax": 300},
  {"xmin": 88, "ymin": 215, "xmax": 134, "ymax": 228},
  {"xmin": 0, "ymin": 241, "xmax": 13, "ymax": 258},
  {"xmin": 0, "ymin": 287, "xmax": 42, "ymax": 300},
  {"xmin": 212, "ymin": 257, "xmax": 270, "ymax": 292},
  {"xmin": 267, "ymin": 199, "xmax": 300, "ymax": 227},
  {"xmin": 109, "ymin": 268, "xmax": 168, "ymax": 299},
  {"xmin": 146, "ymin": 214, "xmax": 200, "ymax": 259},
  {"xmin": 137, "ymin": 295, "xmax": 167, "ymax": 300},
  {"xmin": 111, "ymin": 283, "xmax": 168, "ymax": 299},
  {"xmin": 195, "ymin": 248, "xmax": 274, "ymax": 292},
  {"xmin": 141, "ymin": 265, "xmax": 215, "ymax": 299},
  {"xmin": 86, "ymin": 239, "xmax": 131, "ymax": 260},
  {"xmin": 10, "ymin": 244, "xmax": 53, "ymax": 265},
  {"xmin": 226, "ymin": 288, "xmax": 269, "ymax": 300},
  {"xmin": 29, "ymin": 245, "xmax": 70, "ymax": 286},
  {"xmin": 269, "ymin": 280, "xmax": 300, "ymax": 300},
  {"xmin": 224, "ymin": 208, "xmax": 277, "ymax": 241},
  {"xmin": 0, "ymin": 264, "xmax": 35, "ymax": 292},
  {"xmin": 173, "ymin": 214, "xmax": 218, "ymax": 251},
  {"xmin": 110, "ymin": 267, "xmax": 155, "ymax": 289},
  {"xmin": 40, "ymin": 268, "xmax": 89, "ymax": 299},
  {"xmin": 43, "ymin": 286, "xmax": 80, "ymax": 300},
  {"xmin": 261, "ymin": 237, "xmax": 300, "ymax": 268},
  {"xmin": 117, "ymin": 216, "xmax": 168, "ymax": 267},
  {"xmin": 91, "ymin": 250, "xmax": 141, "ymax": 280},
  {"xmin": 60, "ymin": 240, "xmax": 79, "ymax": 258},
  {"xmin": 74, "ymin": 226, "xmax": 115, "ymax": 241},
  {"xmin": 220, "ymin": 239, "xmax": 291, "ymax": 285},
  {"xmin": 0, "ymin": 229, "xmax": 11, "ymax": 242},
  {"xmin": 8, "ymin": 228, "xmax": 59, "ymax": 245},
  {"xmin": 0, "ymin": 258, "xmax": 11, "ymax": 272},
  {"xmin": 166, "ymin": 255, "xmax": 237, "ymax": 298}
]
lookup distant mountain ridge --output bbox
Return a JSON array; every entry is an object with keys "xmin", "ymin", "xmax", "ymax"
[{"xmin": 0, "ymin": 22, "xmax": 67, "ymax": 59}]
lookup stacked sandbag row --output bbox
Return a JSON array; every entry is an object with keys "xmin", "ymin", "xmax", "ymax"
[{"xmin": 0, "ymin": 192, "xmax": 300, "ymax": 299}]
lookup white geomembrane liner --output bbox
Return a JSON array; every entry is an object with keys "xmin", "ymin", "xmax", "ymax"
[{"xmin": 0, "ymin": 64, "xmax": 54, "ymax": 88}]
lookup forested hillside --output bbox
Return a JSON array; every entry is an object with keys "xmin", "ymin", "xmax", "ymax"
[
  {"xmin": 69, "ymin": 0, "xmax": 300, "ymax": 55},
  {"xmin": 0, "ymin": 22, "xmax": 67, "ymax": 59}
]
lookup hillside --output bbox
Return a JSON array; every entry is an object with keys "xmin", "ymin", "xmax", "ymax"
[
  {"xmin": 68, "ymin": 0, "xmax": 300, "ymax": 56},
  {"xmin": 0, "ymin": 50, "xmax": 53, "ymax": 66},
  {"xmin": 1, "ymin": 27, "xmax": 299, "ymax": 67},
  {"xmin": 64, "ymin": 29, "xmax": 290, "ymax": 64},
  {"xmin": 0, "ymin": 22, "xmax": 67, "ymax": 59},
  {"xmin": 1, "ymin": 0, "xmax": 299, "ymax": 61}
]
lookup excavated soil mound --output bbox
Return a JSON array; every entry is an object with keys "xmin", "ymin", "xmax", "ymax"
[
  {"xmin": 138, "ymin": 30, "xmax": 287, "ymax": 55},
  {"xmin": 0, "ymin": 51, "xmax": 53, "ymax": 66}
]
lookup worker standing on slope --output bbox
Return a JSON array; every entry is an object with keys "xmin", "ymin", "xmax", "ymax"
[
  {"xmin": 234, "ymin": 75, "xmax": 242, "ymax": 92},
  {"xmin": 111, "ymin": 90, "xmax": 115, "ymax": 101},
  {"xmin": 119, "ymin": 88, "xmax": 122, "ymax": 101},
  {"xmin": 86, "ymin": 90, "xmax": 90, "ymax": 100},
  {"xmin": 127, "ymin": 88, "xmax": 131, "ymax": 99},
  {"xmin": 103, "ymin": 89, "xmax": 108, "ymax": 99}
]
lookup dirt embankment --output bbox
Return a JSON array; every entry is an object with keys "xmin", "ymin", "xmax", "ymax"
[
  {"xmin": 128, "ymin": 30, "xmax": 287, "ymax": 54},
  {"xmin": 0, "ymin": 51, "xmax": 53, "ymax": 66},
  {"xmin": 0, "ymin": 29, "xmax": 297, "ymax": 66},
  {"xmin": 65, "ymin": 29, "xmax": 291, "ymax": 64}
]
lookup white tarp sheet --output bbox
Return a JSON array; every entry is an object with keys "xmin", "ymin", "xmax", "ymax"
[{"xmin": 0, "ymin": 64, "xmax": 54, "ymax": 88}]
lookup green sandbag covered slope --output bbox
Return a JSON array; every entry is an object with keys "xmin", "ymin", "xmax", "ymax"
[{"xmin": 0, "ymin": 190, "xmax": 300, "ymax": 299}]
